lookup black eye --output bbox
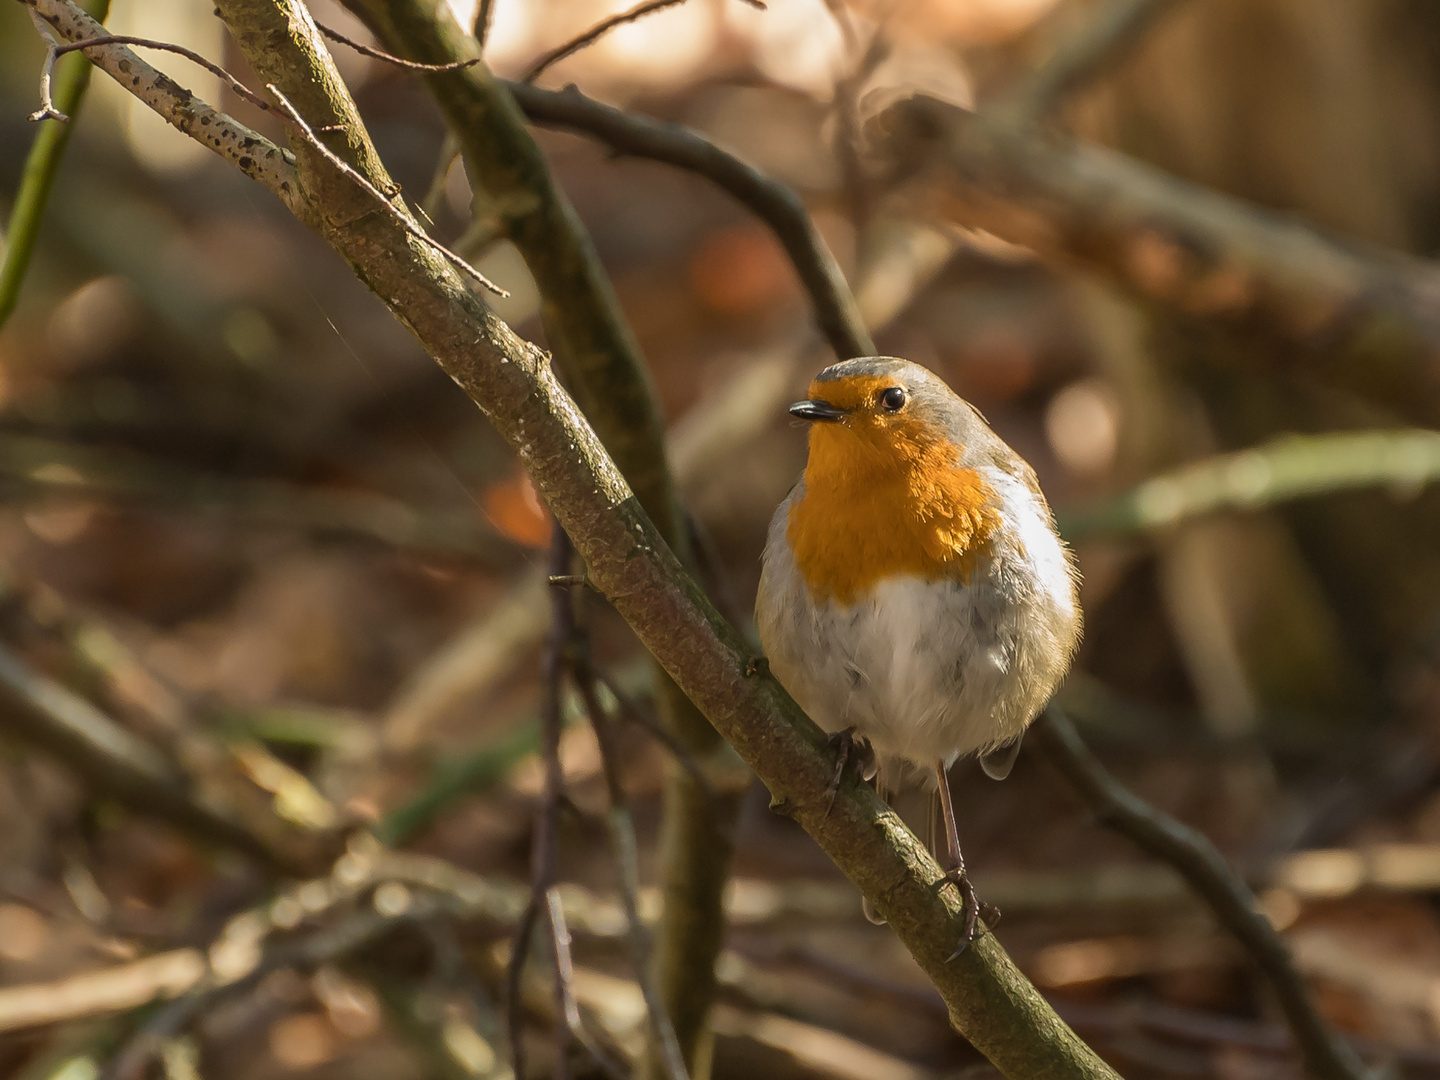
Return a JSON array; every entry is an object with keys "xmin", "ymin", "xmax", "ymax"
[{"xmin": 880, "ymin": 387, "xmax": 907, "ymax": 412}]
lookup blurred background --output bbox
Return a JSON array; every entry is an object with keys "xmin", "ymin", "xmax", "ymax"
[{"xmin": 3, "ymin": 0, "xmax": 1440, "ymax": 1077}]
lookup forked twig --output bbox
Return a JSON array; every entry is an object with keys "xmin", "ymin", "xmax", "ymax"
[
  {"xmin": 28, "ymin": 29, "xmax": 288, "ymax": 124},
  {"xmin": 265, "ymin": 85, "xmax": 508, "ymax": 298},
  {"xmin": 523, "ymin": 0, "xmax": 766, "ymax": 84}
]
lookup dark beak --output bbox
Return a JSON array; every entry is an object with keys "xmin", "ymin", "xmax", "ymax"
[{"xmin": 788, "ymin": 399, "xmax": 847, "ymax": 422}]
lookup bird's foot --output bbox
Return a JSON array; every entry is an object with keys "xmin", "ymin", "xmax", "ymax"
[
  {"xmin": 825, "ymin": 727, "xmax": 874, "ymax": 816},
  {"xmin": 941, "ymin": 866, "xmax": 998, "ymax": 960}
]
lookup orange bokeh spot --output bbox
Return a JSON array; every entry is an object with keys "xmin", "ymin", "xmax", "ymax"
[{"xmin": 481, "ymin": 469, "xmax": 552, "ymax": 549}]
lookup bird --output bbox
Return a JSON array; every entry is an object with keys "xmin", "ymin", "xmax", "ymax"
[{"xmin": 755, "ymin": 356, "xmax": 1082, "ymax": 947}]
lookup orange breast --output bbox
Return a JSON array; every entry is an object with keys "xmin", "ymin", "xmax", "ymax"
[{"xmin": 786, "ymin": 423, "xmax": 1000, "ymax": 605}]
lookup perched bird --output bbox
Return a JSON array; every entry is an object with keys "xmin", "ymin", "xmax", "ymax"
[{"xmin": 756, "ymin": 357, "xmax": 1082, "ymax": 944}]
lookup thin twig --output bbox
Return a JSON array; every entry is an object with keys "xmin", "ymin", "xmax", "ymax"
[
  {"xmin": 1035, "ymin": 708, "xmax": 1369, "ymax": 1080},
  {"xmin": 506, "ymin": 896, "xmax": 540, "ymax": 1079},
  {"xmin": 545, "ymin": 886, "xmax": 630, "ymax": 1080},
  {"xmin": 522, "ymin": 0, "xmax": 765, "ymax": 84},
  {"xmin": 315, "ymin": 19, "xmax": 485, "ymax": 71},
  {"xmin": 24, "ymin": 0, "xmax": 300, "ymax": 210},
  {"xmin": 509, "ymin": 523, "xmax": 578, "ymax": 1080},
  {"xmin": 265, "ymin": 85, "xmax": 508, "ymax": 297},
  {"xmin": 574, "ymin": 639, "xmax": 690, "ymax": 1080},
  {"xmin": 505, "ymin": 80, "xmax": 873, "ymax": 360},
  {"xmin": 31, "ymin": 30, "xmax": 290, "ymax": 124},
  {"xmin": 590, "ymin": 668, "xmax": 716, "ymax": 808}
]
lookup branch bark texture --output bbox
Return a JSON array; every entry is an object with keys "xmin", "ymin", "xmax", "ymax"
[
  {"xmin": 262, "ymin": 0, "xmax": 737, "ymax": 1072},
  {"xmin": 56, "ymin": 0, "xmax": 1121, "ymax": 1073}
]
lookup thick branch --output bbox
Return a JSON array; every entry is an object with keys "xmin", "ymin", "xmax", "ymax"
[
  {"xmin": 505, "ymin": 80, "xmax": 874, "ymax": 361},
  {"xmin": 54, "ymin": 0, "xmax": 1120, "ymax": 1072},
  {"xmin": 1035, "ymin": 709, "xmax": 1366, "ymax": 1080},
  {"xmin": 341, "ymin": 0, "xmax": 683, "ymax": 550},
  {"xmin": 335, "ymin": 3, "xmax": 740, "ymax": 1074},
  {"xmin": 873, "ymin": 96, "xmax": 1440, "ymax": 421}
]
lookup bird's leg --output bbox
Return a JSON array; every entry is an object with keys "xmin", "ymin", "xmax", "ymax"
[
  {"xmin": 825, "ymin": 726, "xmax": 874, "ymax": 815},
  {"xmin": 935, "ymin": 759, "xmax": 991, "ymax": 957}
]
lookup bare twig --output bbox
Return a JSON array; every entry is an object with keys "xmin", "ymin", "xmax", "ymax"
[
  {"xmin": 1004, "ymin": 0, "xmax": 1188, "ymax": 122},
  {"xmin": 505, "ymin": 524, "xmax": 581, "ymax": 1079},
  {"xmin": 75, "ymin": 0, "xmax": 1123, "ymax": 1072},
  {"xmin": 506, "ymin": 80, "xmax": 873, "ymax": 360},
  {"xmin": 29, "ymin": 30, "xmax": 290, "ymax": 123},
  {"xmin": 23, "ymin": 0, "xmax": 301, "ymax": 210},
  {"xmin": 507, "ymin": 896, "xmax": 541, "ymax": 1079},
  {"xmin": 1035, "ymin": 708, "xmax": 1369, "ymax": 1080},
  {"xmin": 591, "ymin": 669, "xmax": 716, "ymax": 806},
  {"xmin": 574, "ymin": 640, "xmax": 689, "ymax": 1080},
  {"xmin": 522, "ymin": 0, "xmax": 765, "ymax": 84},
  {"xmin": 315, "ymin": 19, "xmax": 484, "ymax": 71},
  {"xmin": 546, "ymin": 887, "xmax": 630, "ymax": 1080},
  {"xmin": 266, "ymin": 85, "xmax": 508, "ymax": 297}
]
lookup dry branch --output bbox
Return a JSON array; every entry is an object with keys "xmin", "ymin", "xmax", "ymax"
[
  {"xmin": 24, "ymin": 0, "xmax": 302, "ymax": 212},
  {"xmin": 26, "ymin": 0, "xmax": 1121, "ymax": 1072},
  {"xmin": 873, "ymin": 95, "xmax": 1440, "ymax": 422},
  {"xmin": 333, "ymin": 3, "xmax": 742, "ymax": 1072},
  {"xmin": 522, "ymin": 0, "xmax": 763, "ymax": 84},
  {"xmin": 1036, "ymin": 709, "xmax": 1367, "ymax": 1080},
  {"xmin": 506, "ymin": 80, "xmax": 874, "ymax": 361}
]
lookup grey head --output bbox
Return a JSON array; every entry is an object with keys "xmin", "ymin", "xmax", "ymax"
[{"xmin": 790, "ymin": 356, "xmax": 1009, "ymax": 468}]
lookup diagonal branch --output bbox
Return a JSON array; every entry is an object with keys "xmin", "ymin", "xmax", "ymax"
[
  {"xmin": 1035, "ymin": 709, "xmax": 1367, "ymax": 1080},
  {"xmin": 39, "ymin": 0, "xmax": 1119, "ymax": 1073},
  {"xmin": 23, "ymin": 0, "xmax": 302, "ymax": 213},
  {"xmin": 332, "ymin": 3, "xmax": 746, "ymax": 1075},
  {"xmin": 871, "ymin": 95, "xmax": 1440, "ymax": 423},
  {"xmin": 505, "ymin": 80, "xmax": 874, "ymax": 361}
]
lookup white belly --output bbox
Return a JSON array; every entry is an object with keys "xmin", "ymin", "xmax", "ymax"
[{"xmin": 755, "ymin": 472, "xmax": 1079, "ymax": 778}]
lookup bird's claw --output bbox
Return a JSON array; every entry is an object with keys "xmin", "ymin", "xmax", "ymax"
[
  {"xmin": 941, "ymin": 866, "xmax": 995, "ymax": 961},
  {"xmin": 824, "ymin": 727, "xmax": 874, "ymax": 816}
]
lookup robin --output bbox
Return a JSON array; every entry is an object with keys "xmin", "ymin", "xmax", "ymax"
[{"xmin": 755, "ymin": 356, "xmax": 1082, "ymax": 946}]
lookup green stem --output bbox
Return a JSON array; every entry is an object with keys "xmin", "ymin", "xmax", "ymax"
[
  {"xmin": 1059, "ymin": 429, "xmax": 1440, "ymax": 541},
  {"xmin": 0, "ymin": 0, "xmax": 111, "ymax": 331}
]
